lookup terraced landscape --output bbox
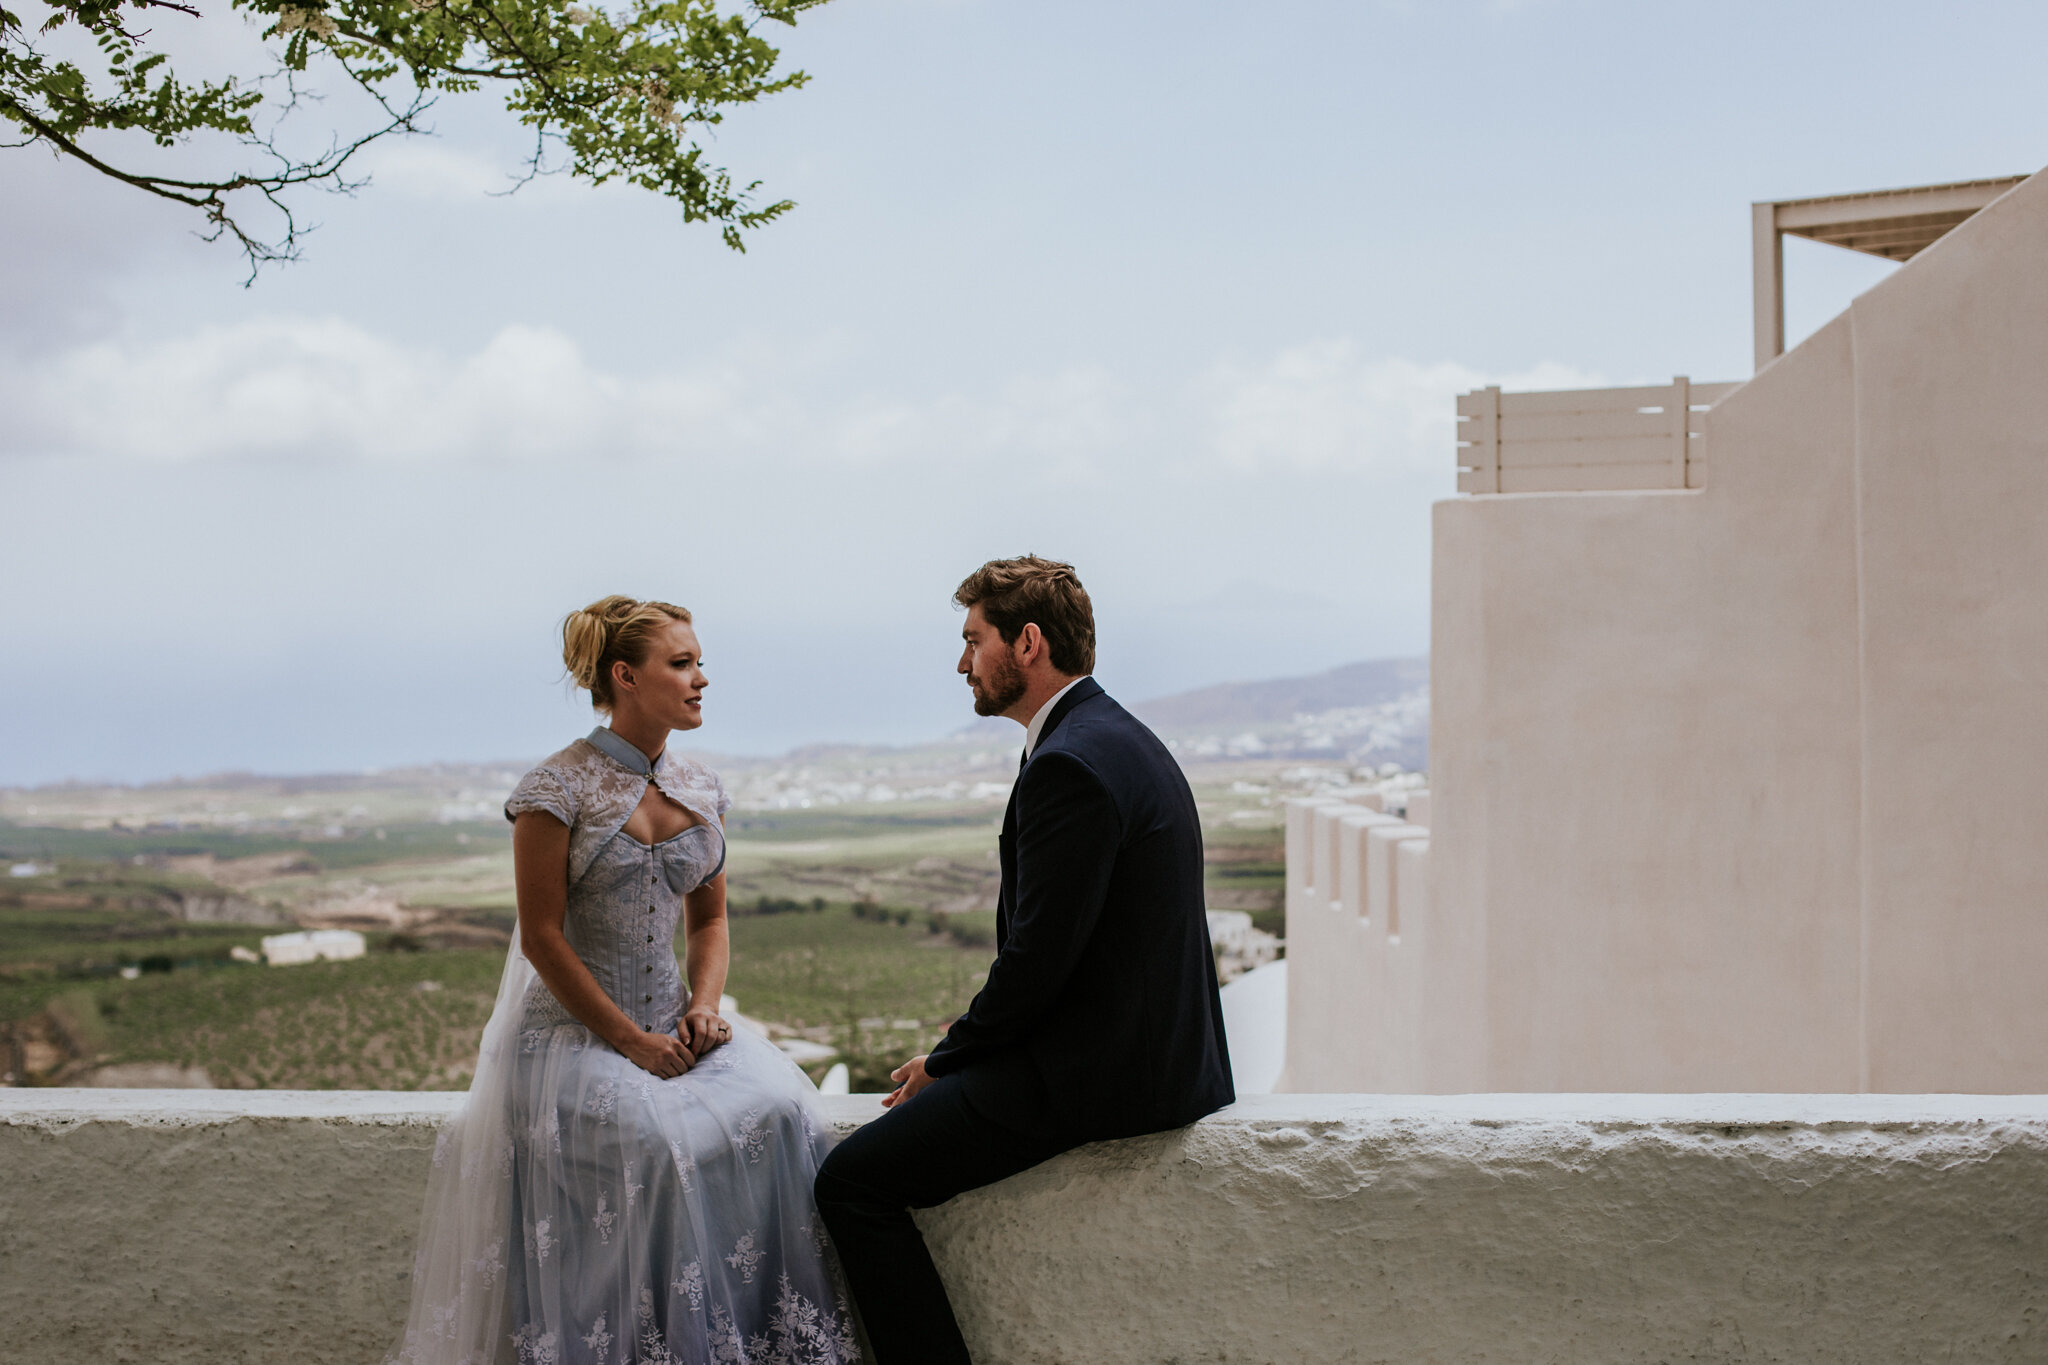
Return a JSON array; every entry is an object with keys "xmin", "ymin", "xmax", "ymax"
[{"xmin": 0, "ymin": 702, "xmax": 1405, "ymax": 1092}]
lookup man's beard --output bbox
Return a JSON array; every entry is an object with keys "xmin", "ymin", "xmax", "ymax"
[{"xmin": 970, "ymin": 654, "xmax": 1028, "ymax": 717}]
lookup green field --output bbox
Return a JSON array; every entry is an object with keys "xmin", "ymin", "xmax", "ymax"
[
  {"xmin": 0, "ymin": 904, "xmax": 989, "ymax": 1092},
  {"xmin": 2, "ymin": 764, "xmax": 1290, "ymax": 1092}
]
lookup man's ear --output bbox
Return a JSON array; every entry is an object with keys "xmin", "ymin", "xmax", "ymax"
[{"xmin": 1015, "ymin": 623, "xmax": 1044, "ymax": 666}]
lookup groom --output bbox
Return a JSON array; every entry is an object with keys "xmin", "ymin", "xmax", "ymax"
[{"xmin": 814, "ymin": 555, "xmax": 1234, "ymax": 1363}]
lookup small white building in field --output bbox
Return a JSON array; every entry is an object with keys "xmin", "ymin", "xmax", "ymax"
[{"xmin": 259, "ymin": 930, "xmax": 366, "ymax": 966}]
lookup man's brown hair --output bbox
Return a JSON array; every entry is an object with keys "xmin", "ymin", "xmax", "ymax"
[{"xmin": 954, "ymin": 555, "xmax": 1096, "ymax": 676}]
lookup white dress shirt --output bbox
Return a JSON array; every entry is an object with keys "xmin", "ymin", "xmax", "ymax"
[{"xmin": 1022, "ymin": 676, "xmax": 1089, "ymax": 759}]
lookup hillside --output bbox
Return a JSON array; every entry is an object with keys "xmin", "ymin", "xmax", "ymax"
[
  {"xmin": 1127, "ymin": 656, "xmax": 1430, "ymax": 771},
  {"xmin": 1132, "ymin": 657, "xmax": 1428, "ymax": 732}
]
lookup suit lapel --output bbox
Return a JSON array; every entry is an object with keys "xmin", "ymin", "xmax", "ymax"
[
  {"xmin": 996, "ymin": 678, "xmax": 1099, "ymax": 949},
  {"xmin": 998, "ymin": 785, "xmax": 1017, "ymax": 946}
]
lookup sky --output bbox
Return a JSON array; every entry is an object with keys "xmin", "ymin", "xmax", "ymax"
[{"xmin": 4, "ymin": 0, "xmax": 2045, "ymax": 784}]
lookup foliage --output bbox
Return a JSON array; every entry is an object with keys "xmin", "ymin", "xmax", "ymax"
[
  {"xmin": 739, "ymin": 892, "xmax": 826, "ymax": 915},
  {"xmin": 925, "ymin": 907, "xmax": 994, "ymax": 948},
  {"xmin": 0, "ymin": 0, "xmax": 828, "ymax": 275},
  {"xmin": 723, "ymin": 807, "xmax": 1002, "ymax": 842},
  {"xmin": 0, "ymin": 867, "xmax": 263, "ymax": 972},
  {"xmin": 848, "ymin": 896, "xmax": 913, "ymax": 928},
  {"xmin": 0, "ymin": 817, "xmax": 508, "ymax": 870},
  {"xmin": 725, "ymin": 904, "xmax": 989, "ymax": 1093},
  {"xmin": 0, "ymin": 897, "xmax": 986, "ymax": 1091},
  {"xmin": 0, "ymin": 945, "xmax": 506, "ymax": 1088},
  {"xmin": 722, "ymin": 902, "xmax": 984, "ymax": 1035}
]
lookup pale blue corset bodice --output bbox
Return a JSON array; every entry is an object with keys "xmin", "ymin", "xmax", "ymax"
[{"xmin": 521, "ymin": 820, "xmax": 724, "ymax": 1032}]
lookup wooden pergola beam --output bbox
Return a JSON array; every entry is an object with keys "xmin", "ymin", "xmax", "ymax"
[{"xmin": 1751, "ymin": 175, "xmax": 2029, "ymax": 373}]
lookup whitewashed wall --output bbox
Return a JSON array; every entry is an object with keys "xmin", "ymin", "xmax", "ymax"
[
  {"xmin": 1278, "ymin": 795, "xmax": 1431, "ymax": 1093},
  {"xmin": 6, "ymin": 1089, "xmax": 2046, "ymax": 1363},
  {"xmin": 1287, "ymin": 168, "xmax": 2048, "ymax": 1096}
]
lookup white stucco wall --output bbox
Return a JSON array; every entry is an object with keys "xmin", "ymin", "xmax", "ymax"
[
  {"xmin": 1217, "ymin": 958, "xmax": 1286, "ymax": 1094},
  {"xmin": 5, "ymin": 1089, "xmax": 2046, "ymax": 1363},
  {"xmin": 1280, "ymin": 799, "xmax": 1435, "ymax": 1094},
  {"xmin": 1289, "ymin": 167, "xmax": 2048, "ymax": 1095}
]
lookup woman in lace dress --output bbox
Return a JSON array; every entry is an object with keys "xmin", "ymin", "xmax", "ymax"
[{"xmin": 391, "ymin": 596, "xmax": 858, "ymax": 1365}]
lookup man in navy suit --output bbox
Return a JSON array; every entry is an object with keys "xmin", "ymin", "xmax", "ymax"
[{"xmin": 814, "ymin": 555, "xmax": 1235, "ymax": 1364}]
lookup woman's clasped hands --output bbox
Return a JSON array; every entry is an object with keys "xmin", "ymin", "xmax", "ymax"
[{"xmin": 618, "ymin": 1005, "xmax": 732, "ymax": 1079}]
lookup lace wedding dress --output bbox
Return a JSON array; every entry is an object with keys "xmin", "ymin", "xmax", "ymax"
[{"xmin": 389, "ymin": 729, "xmax": 859, "ymax": 1365}]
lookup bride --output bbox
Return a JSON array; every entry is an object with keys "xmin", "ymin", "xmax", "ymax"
[{"xmin": 390, "ymin": 596, "xmax": 859, "ymax": 1365}]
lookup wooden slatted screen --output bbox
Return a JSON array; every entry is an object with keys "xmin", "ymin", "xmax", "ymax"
[{"xmin": 1456, "ymin": 378, "xmax": 1740, "ymax": 494}]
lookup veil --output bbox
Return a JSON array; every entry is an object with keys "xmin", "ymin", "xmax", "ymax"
[{"xmin": 388, "ymin": 924, "xmax": 537, "ymax": 1365}]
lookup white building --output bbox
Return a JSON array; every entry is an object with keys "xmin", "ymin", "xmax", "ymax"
[
  {"xmin": 259, "ymin": 929, "xmax": 367, "ymax": 966},
  {"xmin": 1283, "ymin": 170, "xmax": 2048, "ymax": 1094}
]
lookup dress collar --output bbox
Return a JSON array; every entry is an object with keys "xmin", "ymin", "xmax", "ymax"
[{"xmin": 586, "ymin": 726, "xmax": 664, "ymax": 777}]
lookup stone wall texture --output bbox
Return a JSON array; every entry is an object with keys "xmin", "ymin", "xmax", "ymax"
[{"xmin": 6, "ymin": 1089, "xmax": 2047, "ymax": 1363}]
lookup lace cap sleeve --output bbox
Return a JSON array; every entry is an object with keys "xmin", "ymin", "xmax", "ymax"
[
  {"xmin": 504, "ymin": 765, "xmax": 575, "ymax": 827},
  {"xmin": 710, "ymin": 768, "xmax": 733, "ymax": 819}
]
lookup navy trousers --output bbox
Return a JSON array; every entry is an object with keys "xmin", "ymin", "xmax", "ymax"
[{"xmin": 813, "ymin": 1074, "xmax": 1070, "ymax": 1364}]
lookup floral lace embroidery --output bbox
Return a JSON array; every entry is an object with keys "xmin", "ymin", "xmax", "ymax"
[
  {"xmin": 592, "ymin": 1191, "xmax": 615, "ymax": 1245},
  {"xmin": 672, "ymin": 1260, "xmax": 705, "ymax": 1311},
  {"xmin": 518, "ymin": 818, "xmax": 708, "ymax": 1032},
  {"xmin": 466, "ymin": 1238, "xmax": 504, "ymax": 1288},
  {"xmin": 580, "ymin": 1313, "xmax": 613, "ymax": 1358},
  {"xmin": 511, "ymin": 1323, "xmax": 559, "ymax": 1365},
  {"xmin": 527, "ymin": 1217, "xmax": 555, "ymax": 1266},
  {"xmin": 669, "ymin": 1139, "xmax": 696, "ymax": 1192},
  {"xmin": 708, "ymin": 1306, "xmax": 746, "ymax": 1365},
  {"xmin": 504, "ymin": 739, "xmax": 731, "ymax": 887},
  {"xmin": 702, "ymin": 1274, "xmax": 863, "ymax": 1365},
  {"xmin": 588, "ymin": 1079, "xmax": 618, "ymax": 1123},
  {"xmin": 734, "ymin": 1109, "xmax": 769, "ymax": 1163},
  {"xmin": 833, "ymin": 1292, "xmax": 861, "ymax": 1361},
  {"xmin": 726, "ymin": 1230, "xmax": 763, "ymax": 1283},
  {"xmin": 636, "ymin": 1287, "xmax": 682, "ymax": 1365}
]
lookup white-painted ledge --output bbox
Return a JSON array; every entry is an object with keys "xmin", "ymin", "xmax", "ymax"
[
  {"xmin": 5, "ymin": 1090, "xmax": 2046, "ymax": 1363},
  {"xmin": 16, "ymin": 1086, "xmax": 2048, "ymax": 1128}
]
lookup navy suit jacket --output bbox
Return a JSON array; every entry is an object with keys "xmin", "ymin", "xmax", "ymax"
[{"xmin": 923, "ymin": 677, "xmax": 1235, "ymax": 1141}]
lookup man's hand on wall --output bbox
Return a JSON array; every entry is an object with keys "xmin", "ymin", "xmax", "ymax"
[{"xmin": 882, "ymin": 1054, "xmax": 934, "ymax": 1108}]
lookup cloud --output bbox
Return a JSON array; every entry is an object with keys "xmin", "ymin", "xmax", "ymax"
[
  {"xmin": 1204, "ymin": 339, "xmax": 1603, "ymax": 475},
  {"xmin": 3, "ymin": 315, "xmax": 1596, "ymax": 485},
  {"xmin": 8, "ymin": 317, "xmax": 708, "ymax": 462},
  {"xmin": 357, "ymin": 142, "xmax": 531, "ymax": 202},
  {"xmin": 1, "ymin": 315, "xmax": 1140, "ymax": 469}
]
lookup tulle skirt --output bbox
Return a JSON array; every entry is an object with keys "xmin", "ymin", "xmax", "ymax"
[{"xmin": 501, "ymin": 1019, "xmax": 860, "ymax": 1365}]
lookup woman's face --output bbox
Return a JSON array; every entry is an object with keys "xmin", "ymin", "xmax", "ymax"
[{"xmin": 614, "ymin": 619, "xmax": 708, "ymax": 732}]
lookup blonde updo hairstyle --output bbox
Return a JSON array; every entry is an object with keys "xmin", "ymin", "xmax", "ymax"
[{"xmin": 562, "ymin": 595, "xmax": 694, "ymax": 713}]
